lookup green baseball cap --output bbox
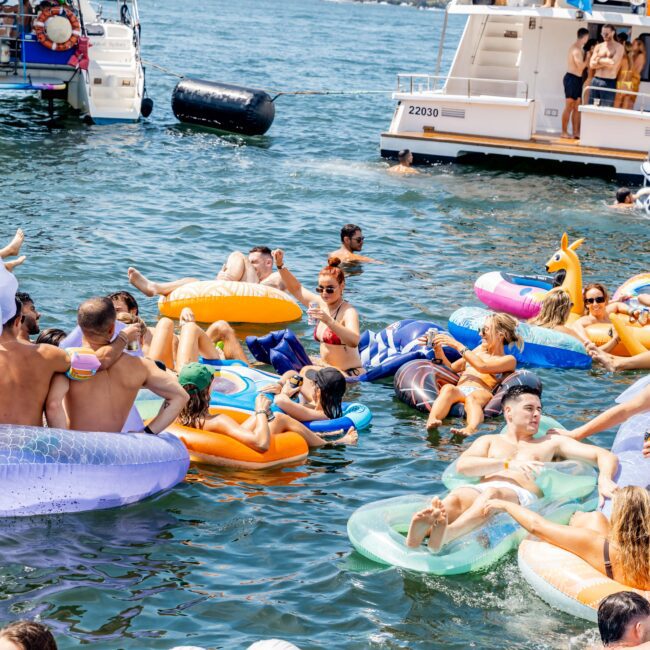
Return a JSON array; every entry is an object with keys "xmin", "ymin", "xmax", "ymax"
[{"xmin": 178, "ymin": 362, "xmax": 215, "ymax": 393}]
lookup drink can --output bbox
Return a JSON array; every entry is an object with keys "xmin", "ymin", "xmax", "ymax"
[
  {"xmin": 426, "ymin": 328, "xmax": 437, "ymax": 347},
  {"xmin": 289, "ymin": 374, "xmax": 304, "ymax": 388},
  {"xmin": 127, "ymin": 340, "xmax": 139, "ymax": 352},
  {"xmin": 307, "ymin": 301, "xmax": 319, "ymax": 326}
]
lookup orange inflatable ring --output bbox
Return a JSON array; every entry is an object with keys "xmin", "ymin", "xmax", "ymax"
[
  {"xmin": 33, "ymin": 5, "xmax": 81, "ymax": 52},
  {"xmin": 518, "ymin": 538, "xmax": 650, "ymax": 622},
  {"xmin": 166, "ymin": 407, "xmax": 309, "ymax": 470}
]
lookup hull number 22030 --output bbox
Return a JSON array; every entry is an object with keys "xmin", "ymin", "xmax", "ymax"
[{"xmin": 408, "ymin": 106, "xmax": 439, "ymax": 117}]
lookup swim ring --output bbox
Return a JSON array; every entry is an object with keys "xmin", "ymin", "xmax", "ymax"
[
  {"xmin": 0, "ymin": 424, "xmax": 189, "ymax": 517},
  {"xmin": 347, "ymin": 460, "xmax": 597, "ymax": 575},
  {"xmin": 612, "ymin": 272, "xmax": 650, "ymax": 302},
  {"xmin": 448, "ymin": 307, "xmax": 591, "ymax": 369},
  {"xmin": 474, "ymin": 272, "xmax": 555, "ymax": 320},
  {"xmin": 158, "ymin": 280, "xmax": 302, "ymax": 324},
  {"xmin": 166, "ymin": 407, "xmax": 309, "ymax": 470},
  {"xmin": 393, "ymin": 359, "xmax": 542, "ymax": 419}
]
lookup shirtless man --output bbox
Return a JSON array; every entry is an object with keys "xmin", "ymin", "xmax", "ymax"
[
  {"xmin": 387, "ymin": 149, "xmax": 419, "ymax": 175},
  {"xmin": 46, "ymin": 297, "xmax": 188, "ymax": 433},
  {"xmin": 562, "ymin": 28, "xmax": 589, "ymax": 138},
  {"xmin": 16, "ymin": 291, "xmax": 40, "ymax": 342},
  {"xmin": 406, "ymin": 385, "xmax": 618, "ymax": 552},
  {"xmin": 590, "ymin": 25, "xmax": 625, "ymax": 108},
  {"xmin": 612, "ymin": 186, "xmax": 650, "ymax": 209},
  {"xmin": 329, "ymin": 224, "xmax": 379, "ymax": 264},
  {"xmin": 127, "ymin": 245, "xmax": 285, "ymax": 297}
]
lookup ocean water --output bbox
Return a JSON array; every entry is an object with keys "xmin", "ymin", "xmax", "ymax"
[{"xmin": 1, "ymin": 0, "xmax": 648, "ymax": 647}]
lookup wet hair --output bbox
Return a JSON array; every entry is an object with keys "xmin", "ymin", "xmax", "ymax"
[
  {"xmin": 397, "ymin": 149, "xmax": 411, "ymax": 162},
  {"xmin": 501, "ymin": 385, "xmax": 542, "ymax": 409},
  {"xmin": 530, "ymin": 290, "xmax": 572, "ymax": 329},
  {"xmin": 178, "ymin": 384, "xmax": 211, "ymax": 429},
  {"xmin": 4, "ymin": 296, "xmax": 23, "ymax": 329},
  {"xmin": 0, "ymin": 620, "xmax": 58, "ymax": 650},
  {"xmin": 249, "ymin": 246, "xmax": 272, "ymax": 257},
  {"xmin": 15, "ymin": 291, "xmax": 33, "ymax": 306},
  {"xmin": 319, "ymin": 257, "xmax": 345, "ymax": 286},
  {"xmin": 583, "ymin": 282, "xmax": 609, "ymax": 313},
  {"xmin": 77, "ymin": 297, "xmax": 116, "ymax": 336},
  {"xmin": 314, "ymin": 380, "xmax": 344, "ymax": 420},
  {"xmin": 487, "ymin": 312, "xmax": 524, "ymax": 350},
  {"xmin": 577, "ymin": 27, "xmax": 589, "ymax": 39},
  {"xmin": 35, "ymin": 328, "xmax": 66, "ymax": 347},
  {"xmin": 616, "ymin": 187, "xmax": 633, "ymax": 204},
  {"xmin": 609, "ymin": 486, "xmax": 650, "ymax": 590},
  {"xmin": 598, "ymin": 591, "xmax": 650, "ymax": 646},
  {"xmin": 107, "ymin": 290, "xmax": 139, "ymax": 315},
  {"xmin": 340, "ymin": 224, "xmax": 361, "ymax": 243}
]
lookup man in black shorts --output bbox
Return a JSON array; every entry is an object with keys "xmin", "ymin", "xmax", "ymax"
[{"xmin": 562, "ymin": 28, "xmax": 589, "ymax": 139}]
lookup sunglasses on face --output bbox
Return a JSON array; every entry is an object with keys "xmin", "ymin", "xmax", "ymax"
[
  {"xmin": 352, "ymin": 236, "xmax": 365, "ymax": 242},
  {"xmin": 316, "ymin": 285, "xmax": 337, "ymax": 294},
  {"xmin": 585, "ymin": 296, "xmax": 606, "ymax": 305}
]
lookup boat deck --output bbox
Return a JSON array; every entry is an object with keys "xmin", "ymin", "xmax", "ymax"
[{"xmin": 384, "ymin": 130, "xmax": 647, "ymax": 162}]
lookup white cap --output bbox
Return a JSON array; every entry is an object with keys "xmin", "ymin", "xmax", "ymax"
[
  {"xmin": 0, "ymin": 263, "xmax": 18, "ymax": 335},
  {"xmin": 247, "ymin": 641, "xmax": 301, "ymax": 650}
]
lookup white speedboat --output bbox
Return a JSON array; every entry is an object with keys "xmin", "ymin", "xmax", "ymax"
[
  {"xmin": 0, "ymin": 0, "xmax": 150, "ymax": 123},
  {"xmin": 381, "ymin": 0, "xmax": 650, "ymax": 179}
]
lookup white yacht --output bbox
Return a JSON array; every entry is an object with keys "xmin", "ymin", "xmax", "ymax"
[
  {"xmin": 0, "ymin": 0, "xmax": 149, "ymax": 123},
  {"xmin": 381, "ymin": 0, "xmax": 650, "ymax": 179}
]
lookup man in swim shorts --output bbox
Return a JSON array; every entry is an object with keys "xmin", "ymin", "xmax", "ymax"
[
  {"xmin": 406, "ymin": 385, "xmax": 618, "ymax": 552},
  {"xmin": 589, "ymin": 25, "xmax": 625, "ymax": 108},
  {"xmin": 329, "ymin": 224, "xmax": 379, "ymax": 264},
  {"xmin": 46, "ymin": 297, "xmax": 188, "ymax": 433},
  {"xmin": 127, "ymin": 245, "xmax": 285, "ymax": 297},
  {"xmin": 562, "ymin": 28, "xmax": 589, "ymax": 138},
  {"xmin": 15, "ymin": 291, "xmax": 40, "ymax": 342}
]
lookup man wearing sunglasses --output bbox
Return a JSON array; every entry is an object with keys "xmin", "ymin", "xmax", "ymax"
[{"xmin": 329, "ymin": 224, "xmax": 379, "ymax": 264}]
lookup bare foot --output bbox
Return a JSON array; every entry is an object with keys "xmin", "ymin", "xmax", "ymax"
[
  {"xmin": 561, "ymin": 132, "xmax": 571, "ymax": 139},
  {"xmin": 427, "ymin": 496, "xmax": 448, "ymax": 552},
  {"xmin": 450, "ymin": 425, "xmax": 477, "ymax": 437},
  {"xmin": 426, "ymin": 416, "xmax": 443, "ymax": 430},
  {"xmin": 406, "ymin": 507, "xmax": 435, "ymax": 548},
  {"xmin": 0, "ymin": 228, "xmax": 24, "ymax": 259},
  {"xmin": 4, "ymin": 255, "xmax": 26, "ymax": 272},
  {"xmin": 179, "ymin": 307, "xmax": 196, "ymax": 326},
  {"xmin": 587, "ymin": 345, "xmax": 616, "ymax": 372},
  {"xmin": 127, "ymin": 267, "xmax": 157, "ymax": 297},
  {"xmin": 337, "ymin": 426, "xmax": 358, "ymax": 446}
]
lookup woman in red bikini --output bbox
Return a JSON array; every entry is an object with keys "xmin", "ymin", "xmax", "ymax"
[{"xmin": 272, "ymin": 250, "xmax": 363, "ymax": 378}]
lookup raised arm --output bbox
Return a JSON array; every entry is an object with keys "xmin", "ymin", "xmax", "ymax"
[
  {"xmin": 436, "ymin": 333, "xmax": 516, "ymax": 374},
  {"xmin": 94, "ymin": 324, "xmax": 140, "ymax": 370},
  {"xmin": 142, "ymin": 362, "xmax": 189, "ymax": 433},
  {"xmin": 272, "ymin": 249, "xmax": 319, "ymax": 307}
]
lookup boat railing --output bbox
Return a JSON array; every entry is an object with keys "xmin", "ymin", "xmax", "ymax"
[
  {"xmin": 581, "ymin": 84, "xmax": 650, "ymax": 112},
  {"xmin": 397, "ymin": 74, "xmax": 529, "ymax": 100}
]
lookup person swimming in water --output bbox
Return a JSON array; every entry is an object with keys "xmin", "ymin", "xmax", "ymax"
[{"xmin": 387, "ymin": 149, "xmax": 420, "ymax": 175}]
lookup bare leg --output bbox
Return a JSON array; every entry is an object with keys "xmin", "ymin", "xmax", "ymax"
[
  {"xmin": 590, "ymin": 345, "xmax": 650, "ymax": 371},
  {"xmin": 0, "ymin": 228, "xmax": 24, "ymax": 259},
  {"xmin": 217, "ymin": 251, "xmax": 259, "ymax": 283},
  {"xmin": 450, "ymin": 390, "xmax": 492, "ymax": 436},
  {"xmin": 4, "ymin": 256, "xmax": 26, "ymax": 272},
  {"xmin": 176, "ymin": 321, "xmax": 224, "ymax": 370},
  {"xmin": 271, "ymin": 413, "xmax": 357, "ymax": 447},
  {"xmin": 213, "ymin": 396, "xmax": 271, "ymax": 451},
  {"xmin": 147, "ymin": 317, "xmax": 176, "ymax": 369},
  {"xmin": 572, "ymin": 99, "xmax": 581, "ymax": 138},
  {"xmin": 427, "ymin": 384, "xmax": 463, "ymax": 429},
  {"xmin": 206, "ymin": 320, "xmax": 248, "ymax": 363},
  {"xmin": 127, "ymin": 267, "xmax": 199, "ymax": 297},
  {"xmin": 561, "ymin": 99, "xmax": 574, "ymax": 138}
]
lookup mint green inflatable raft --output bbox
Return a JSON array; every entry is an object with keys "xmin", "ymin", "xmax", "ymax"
[{"xmin": 347, "ymin": 417, "xmax": 598, "ymax": 575}]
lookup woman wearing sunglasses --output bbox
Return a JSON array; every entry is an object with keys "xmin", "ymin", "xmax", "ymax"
[
  {"xmin": 425, "ymin": 313, "xmax": 522, "ymax": 436},
  {"xmin": 272, "ymin": 249, "xmax": 362, "ymax": 377},
  {"xmin": 571, "ymin": 283, "xmax": 624, "ymax": 351}
]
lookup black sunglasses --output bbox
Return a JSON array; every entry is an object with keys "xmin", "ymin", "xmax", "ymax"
[
  {"xmin": 352, "ymin": 236, "xmax": 365, "ymax": 242},
  {"xmin": 316, "ymin": 285, "xmax": 337, "ymax": 294},
  {"xmin": 585, "ymin": 296, "xmax": 606, "ymax": 305}
]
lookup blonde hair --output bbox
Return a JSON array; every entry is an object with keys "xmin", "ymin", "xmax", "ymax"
[
  {"xmin": 530, "ymin": 290, "xmax": 572, "ymax": 329},
  {"xmin": 488, "ymin": 312, "xmax": 524, "ymax": 351},
  {"xmin": 610, "ymin": 486, "xmax": 650, "ymax": 590}
]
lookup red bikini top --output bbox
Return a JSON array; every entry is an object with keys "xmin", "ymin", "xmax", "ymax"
[{"xmin": 314, "ymin": 303, "xmax": 344, "ymax": 346}]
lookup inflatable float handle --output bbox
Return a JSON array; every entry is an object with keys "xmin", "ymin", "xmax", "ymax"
[{"xmin": 65, "ymin": 347, "xmax": 101, "ymax": 381}]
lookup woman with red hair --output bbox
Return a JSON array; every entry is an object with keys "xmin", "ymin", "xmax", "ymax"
[{"xmin": 272, "ymin": 249, "xmax": 362, "ymax": 378}]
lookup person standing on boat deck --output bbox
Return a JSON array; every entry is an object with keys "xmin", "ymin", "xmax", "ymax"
[
  {"xmin": 46, "ymin": 297, "xmax": 188, "ymax": 433},
  {"xmin": 387, "ymin": 149, "xmax": 419, "ymax": 175},
  {"xmin": 329, "ymin": 224, "xmax": 379, "ymax": 264},
  {"xmin": 561, "ymin": 28, "xmax": 590, "ymax": 139},
  {"xmin": 589, "ymin": 25, "xmax": 625, "ymax": 108}
]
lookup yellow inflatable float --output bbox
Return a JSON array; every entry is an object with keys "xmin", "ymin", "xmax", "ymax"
[
  {"xmin": 167, "ymin": 407, "xmax": 309, "ymax": 470},
  {"xmin": 518, "ymin": 538, "xmax": 650, "ymax": 622},
  {"xmin": 158, "ymin": 280, "xmax": 302, "ymax": 324}
]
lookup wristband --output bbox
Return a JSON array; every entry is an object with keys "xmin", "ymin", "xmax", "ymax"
[
  {"xmin": 144, "ymin": 425, "xmax": 156, "ymax": 435},
  {"xmin": 460, "ymin": 347, "xmax": 470, "ymax": 356},
  {"xmin": 277, "ymin": 265, "xmax": 285, "ymax": 270},
  {"xmin": 255, "ymin": 410, "xmax": 267, "ymax": 416}
]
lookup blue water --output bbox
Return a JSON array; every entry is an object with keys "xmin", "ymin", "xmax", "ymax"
[{"xmin": 1, "ymin": 0, "xmax": 648, "ymax": 647}]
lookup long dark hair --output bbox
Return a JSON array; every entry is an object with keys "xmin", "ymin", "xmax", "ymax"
[
  {"xmin": 316, "ymin": 384, "xmax": 343, "ymax": 420},
  {"xmin": 178, "ymin": 384, "xmax": 211, "ymax": 429}
]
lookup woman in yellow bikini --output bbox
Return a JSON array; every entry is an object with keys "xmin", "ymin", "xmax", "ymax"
[{"xmin": 425, "ymin": 313, "xmax": 522, "ymax": 436}]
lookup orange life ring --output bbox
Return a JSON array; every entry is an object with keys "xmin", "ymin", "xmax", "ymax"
[{"xmin": 33, "ymin": 5, "xmax": 81, "ymax": 52}]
